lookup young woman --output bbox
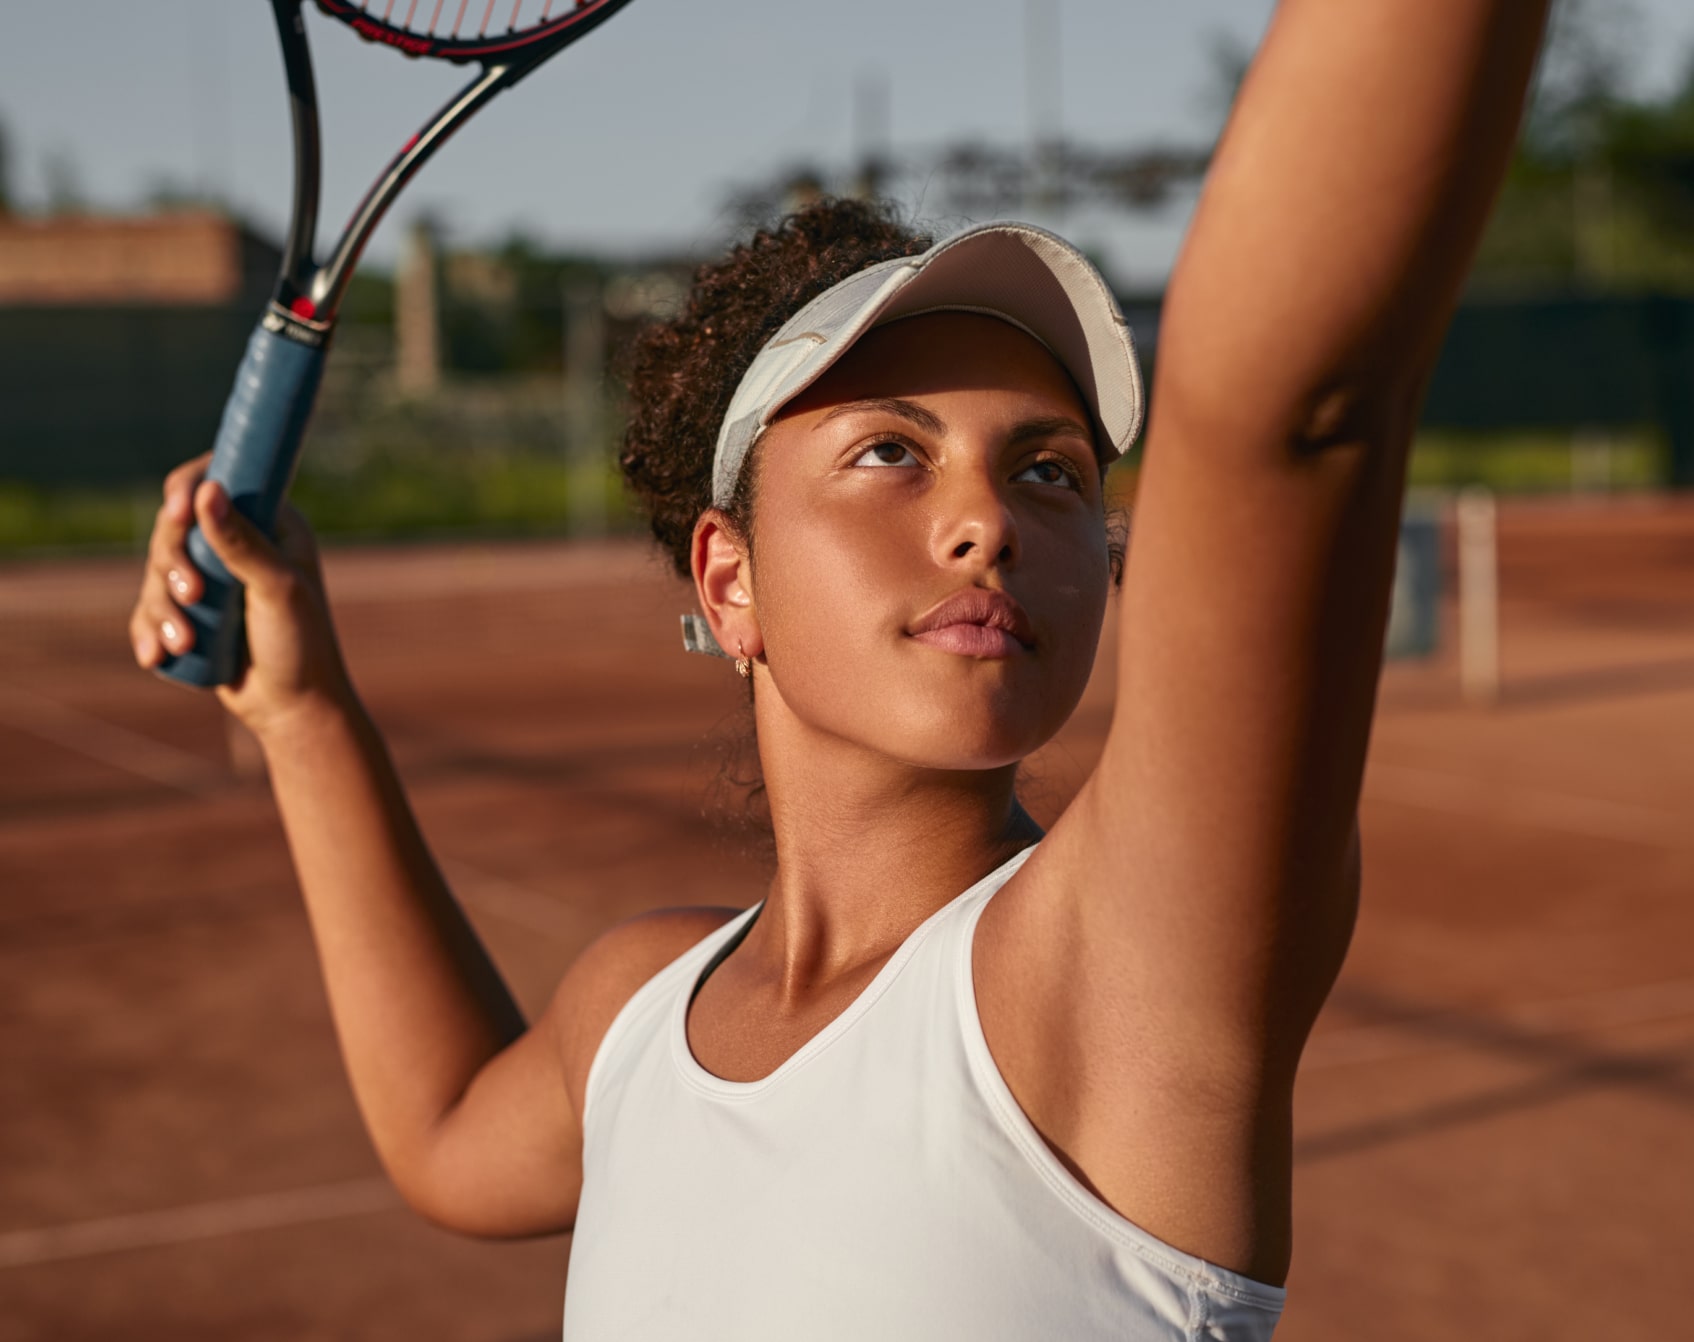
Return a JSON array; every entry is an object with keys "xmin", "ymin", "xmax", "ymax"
[{"xmin": 130, "ymin": 3, "xmax": 1549, "ymax": 1336}]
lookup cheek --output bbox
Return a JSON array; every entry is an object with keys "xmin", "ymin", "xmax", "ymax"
[{"xmin": 752, "ymin": 506, "xmax": 913, "ymax": 700}]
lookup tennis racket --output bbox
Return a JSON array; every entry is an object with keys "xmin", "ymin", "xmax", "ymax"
[{"xmin": 160, "ymin": 0, "xmax": 638, "ymax": 688}]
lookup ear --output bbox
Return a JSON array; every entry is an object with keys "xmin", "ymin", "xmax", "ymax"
[{"xmin": 691, "ymin": 509, "xmax": 763, "ymax": 661}]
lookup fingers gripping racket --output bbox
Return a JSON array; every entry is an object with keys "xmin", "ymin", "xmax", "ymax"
[{"xmin": 161, "ymin": 0, "xmax": 637, "ymax": 687}]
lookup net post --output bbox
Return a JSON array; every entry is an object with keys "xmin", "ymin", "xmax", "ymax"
[{"xmin": 1456, "ymin": 485, "xmax": 1500, "ymax": 706}]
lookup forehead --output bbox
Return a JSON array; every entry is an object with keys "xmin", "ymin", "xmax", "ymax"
[{"xmin": 778, "ymin": 311, "xmax": 1092, "ymax": 423}]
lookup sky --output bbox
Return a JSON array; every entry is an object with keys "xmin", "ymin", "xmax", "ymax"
[{"xmin": 2, "ymin": 1, "xmax": 1693, "ymax": 288}]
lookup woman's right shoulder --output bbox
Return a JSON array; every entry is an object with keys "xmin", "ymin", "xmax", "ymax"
[{"xmin": 549, "ymin": 906, "xmax": 745, "ymax": 1119}]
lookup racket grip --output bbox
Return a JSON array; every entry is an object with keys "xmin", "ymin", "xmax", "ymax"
[{"xmin": 157, "ymin": 320, "xmax": 327, "ymax": 689}]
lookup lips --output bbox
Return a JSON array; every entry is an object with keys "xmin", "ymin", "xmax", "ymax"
[{"xmin": 907, "ymin": 588, "xmax": 1035, "ymax": 659}]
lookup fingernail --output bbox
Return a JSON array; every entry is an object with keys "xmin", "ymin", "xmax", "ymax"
[
  {"xmin": 207, "ymin": 489, "xmax": 229, "ymax": 524},
  {"xmin": 161, "ymin": 619, "xmax": 181, "ymax": 647},
  {"xmin": 168, "ymin": 569, "xmax": 189, "ymax": 598}
]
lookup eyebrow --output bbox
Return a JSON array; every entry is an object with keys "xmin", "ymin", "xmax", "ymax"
[
  {"xmin": 816, "ymin": 397, "xmax": 946, "ymax": 435},
  {"xmin": 816, "ymin": 398, "xmax": 1094, "ymax": 450},
  {"xmin": 1006, "ymin": 416, "xmax": 1096, "ymax": 449}
]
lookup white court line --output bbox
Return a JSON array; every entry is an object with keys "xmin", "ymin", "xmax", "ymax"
[
  {"xmin": 0, "ymin": 682, "xmax": 222, "ymax": 795},
  {"xmin": 1364, "ymin": 761, "xmax": 1690, "ymax": 849},
  {"xmin": 0, "ymin": 870, "xmax": 567, "ymax": 1273},
  {"xmin": 0, "ymin": 675, "xmax": 580, "ymax": 936},
  {"xmin": 1304, "ymin": 976, "xmax": 1694, "ymax": 1071},
  {"xmin": 0, "ymin": 1177, "xmax": 399, "ymax": 1270}
]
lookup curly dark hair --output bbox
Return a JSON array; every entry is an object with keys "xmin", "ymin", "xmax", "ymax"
[{"xmin": 619, "ymin": 198, "xmax": 934, "ymax": 579}]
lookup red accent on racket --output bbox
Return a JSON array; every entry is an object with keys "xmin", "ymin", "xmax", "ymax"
[{"xmin": 313, "ymin": 0, "xmax": 628, "ymax": 63}]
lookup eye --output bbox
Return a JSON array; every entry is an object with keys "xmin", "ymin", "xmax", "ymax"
[
  {"xmin": 852, "ymin": 440, "xmax": 921, "ymax": 469},
  {"xmin": 1014, "ymin": 457, "xmax": 1082, "ymax": 490}
]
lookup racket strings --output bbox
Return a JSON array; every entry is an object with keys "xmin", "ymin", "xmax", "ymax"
[{"xmin": 339, "ymin": 0, "xmax": 581, "ymax": 38}]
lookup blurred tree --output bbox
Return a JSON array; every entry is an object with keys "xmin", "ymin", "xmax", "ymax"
[
  {"xmin": 435, "ymin": 231, "xmax": 611, "ymax": 376},
  {"xmin": 1475, "ymin": 0, "xmax": 1694, "ymax": 291},
  {"xmin": 340, "ymin": 270, "xmax": 396, "ymax": 327},
  {"xmin": 1603, "ymin": 58, "xmax": 1694, "ymax": 284},
  {"xmin": 1529, "ymin": 0, "xmax": 1642, "ymax": 148}
]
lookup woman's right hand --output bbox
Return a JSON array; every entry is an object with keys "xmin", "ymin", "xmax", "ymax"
[{"xmin": 130, "ymin": 452, "xmax": 356, "ymax": 741}]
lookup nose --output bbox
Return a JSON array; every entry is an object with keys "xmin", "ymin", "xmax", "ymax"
[{"xmin": 931, "ymin": 470, "xmax": 1020, "ymax": 572}]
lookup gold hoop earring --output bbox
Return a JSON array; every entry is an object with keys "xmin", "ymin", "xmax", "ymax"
[{"xmin": 735, "ymin": 642, "xmax": 752, "ymax": 679}]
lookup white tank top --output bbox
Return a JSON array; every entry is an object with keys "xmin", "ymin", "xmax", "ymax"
[{"xmin": 563, "ymin": 846, "xmax": 1286, "ymax": 1341}]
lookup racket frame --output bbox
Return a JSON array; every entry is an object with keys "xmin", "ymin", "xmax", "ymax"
[
  {"xmin": 157, "ymin": 0, "xmax": 634, "ymax": 687},
  {"xmin": 312, "ymin": 0, "xmax": 634, "ymax": 65},
  {"xmin": 267, "ymin": 0, "xmax": 634, "ymax": 336}
]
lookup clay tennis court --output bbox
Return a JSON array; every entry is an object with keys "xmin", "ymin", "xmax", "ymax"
[{"xmin": 4, "ymin": 495, "xmax": 1691, "ymax": 1341}]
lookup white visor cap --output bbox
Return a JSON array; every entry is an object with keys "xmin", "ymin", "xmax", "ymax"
[{"xmin": 709, "ymin": 221, "xmax": 1145, "ymax": 509}]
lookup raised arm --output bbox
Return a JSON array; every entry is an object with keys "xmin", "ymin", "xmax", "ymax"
[
  {"xmin": 987, "ymin": 0, "xmax": 1551, "ymax": 1280},
  {"xmin": 1087, "ymin": 0, "xmax": 1552, "ymax": 1042}
]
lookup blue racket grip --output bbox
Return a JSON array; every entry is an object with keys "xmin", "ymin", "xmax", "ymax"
[{"xmin": 157, "ymin": 320, "xmax": 326, "ymax": 689}]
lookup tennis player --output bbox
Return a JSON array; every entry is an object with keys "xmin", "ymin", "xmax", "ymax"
[{"xmin": 131, "ymin": 2, "xmax": 1549, "ymax": 1335}]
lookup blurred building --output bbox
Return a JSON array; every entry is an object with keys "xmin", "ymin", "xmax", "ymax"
[
  {"xmin": 0, "ymin": 212, "xmax": 278, "ymax": 489},
  {"xmin": 0, "ymin": 211, "xmax": 277, "ymax": 307}
]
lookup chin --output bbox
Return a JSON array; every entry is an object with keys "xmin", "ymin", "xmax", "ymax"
[{"xmin": 869, "ymin": 681, "xmax": 1066, "ymax": 774}]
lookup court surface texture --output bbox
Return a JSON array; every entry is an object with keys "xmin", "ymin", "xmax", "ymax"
[{"xmin": 4, "ymin": 496, "xmax": 1691, "ymax": 1341}]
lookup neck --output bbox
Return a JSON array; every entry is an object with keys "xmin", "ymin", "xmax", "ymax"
[{"xmin": 747, "ymin": 693, "xmax": 1041, "ymax": 996}]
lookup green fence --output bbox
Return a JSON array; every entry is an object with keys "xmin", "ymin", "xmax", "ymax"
[
  {"xmin": 0, "ymin": 304, "xmax": 260, "ymax": 488},
  {"xmin": 1421, "ymin": 294, "xmax": 1694, "ymax": 486},
  {"xmin": 2, "ymin": 291, "xmax": 1690, "ymax": 493}
]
